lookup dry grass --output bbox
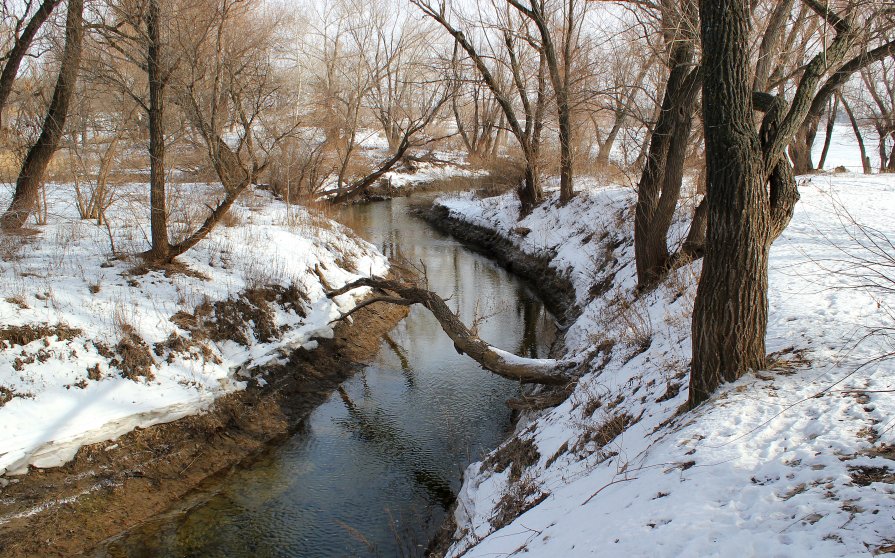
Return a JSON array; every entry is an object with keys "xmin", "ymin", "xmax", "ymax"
[
  {"xmin": 483, "ymin": 436, "xmax": 541, "ymax": 483},
  {"xmin": 0, "ymin": 323, "xmax": 82, "ymax": 348},
  {"xmin": 600, "ymin": 288, "xmax": 654, "ymax": 355},
  {"xmin": 573, "ymin": 411, "xmax": 633, "ymax": 459},
  {"xmin": 109, "ymin": 309, "xmax": 155, "ymax": 381},
  {"xmin": 171, "ymin": 283, "xmax": 308, "ymax": 347},
  {"xmin": 490, "ymin": 473, "xmax": 549, "ymax": 531}
]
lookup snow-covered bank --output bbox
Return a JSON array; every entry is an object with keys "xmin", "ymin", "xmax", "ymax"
[
  {"xmin": 434, "ymin": 174, "xmax": 895, "ymax": 556},
  {"xmin": 319, "ymin": 129, "xmax": 487, "ymax": 198},
  {"xmin": 0, "ymin": 183, "xmax": 388, "ymax": 477}
]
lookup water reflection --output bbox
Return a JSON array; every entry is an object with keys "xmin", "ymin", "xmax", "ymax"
[{"xmin": 96, "ymin": 198, "xmax": 555, "ymax": 558}]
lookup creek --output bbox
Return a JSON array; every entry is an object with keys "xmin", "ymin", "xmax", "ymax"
[{"xmin": 95, "ymin": 196, "xmax": 556, "ymax": 557}]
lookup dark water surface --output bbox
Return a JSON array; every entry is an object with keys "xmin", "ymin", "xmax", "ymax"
[{"xmin": 96, "ymin": 197, "xmax": 555, "ymax": 557}]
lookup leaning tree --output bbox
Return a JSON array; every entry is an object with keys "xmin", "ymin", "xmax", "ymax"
[{"xmin": 1, "ymin": 0, "xmax": 84, "ymax": 231}]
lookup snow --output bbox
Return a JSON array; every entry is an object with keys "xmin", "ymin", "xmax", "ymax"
[
  {"xmin": 811, "ymin": 121, "xmax": 887, "ymax": 174},
  {"xmin": 320, "ymin": 129, "xmax": 485, "ymax": 194},
  {"xmin": 434, "ymin": 162, "xmax": 895, "ymax": 554},
  {"xmin": 0, "ymin": 183, "xmax": 388, "ymax": 477}
]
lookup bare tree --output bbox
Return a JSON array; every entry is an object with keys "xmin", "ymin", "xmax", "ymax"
[
  {"xmin": 414, "ymin": 0, "xmax": 549, "ymax": 213},
  {"xmin": 450, "ymin": 57, "xmax": 505, "ymax": 163},
  {"xmin": 508, "ymin": 0, "xmax": 583, "ymax": 203},
  {"xmin": 788, "ymin": 22, "xmax": 895, "ymax": 174},
  {"xmin": 164, "ymin": 0, "xmax": 296, "ymax": 260},
  {"xmin": 632, "ymin": 0, "xmax": 701, "ymax": 289},
  {"xmin": 839, "ymin": 88, "xmax": 874, "ymax": 173},
  {"xmin": 859, "ymin": 60, "xmax": 895, "ymax": 172},
  {"xmin": 328, "ymin": 79, "xmax": 452, "ymax": 203},
  {"xmin": 0, "ymin": 0, "xmax": 62, "ymax": 128},
  {"xmin": 1, "ymin": 0, "xmax": 84, "ymax": 230}
]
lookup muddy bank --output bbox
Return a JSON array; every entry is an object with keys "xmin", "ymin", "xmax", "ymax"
[
  {"xmin": 0, "ymin": 297, "xmax": 408, "ymax": 557},
  {"xmin": 418, "ymin": 203, "xmax": 578, "ymax": 328}
]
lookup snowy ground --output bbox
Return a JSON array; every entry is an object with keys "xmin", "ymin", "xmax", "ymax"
[
  {"xmin": 434, "ymin": 168, "xmax": 895, "ymax": 555},
  {"xmin": 812, "ymin": 123, "xmax": 881, "ymax": 173},
  {"xmin": 0, "ymin": 182, "xmax": 388, "ymax": 477}
]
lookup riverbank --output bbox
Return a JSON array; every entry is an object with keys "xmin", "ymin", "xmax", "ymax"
[
  {"xmin": 0, "ymin": 183, "xmax": 408, "ymax": 556},
  {"xmin": 0, "ymin": 299, "xmax": 407, "ymax": 557},
  {"xmin": 429, "ymin": 174, "xmax": 895, "ymax": 556}
]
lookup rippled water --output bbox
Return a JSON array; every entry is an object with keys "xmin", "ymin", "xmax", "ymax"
[{"xmin": 96, "ymin": 197, "xmax": 555, "ymax": 557}]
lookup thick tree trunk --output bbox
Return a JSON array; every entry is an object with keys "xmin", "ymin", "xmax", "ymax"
[
  {"xmin": 328, "ymin": 277, "xmax": 570, "ymax": 385},
  {"xmin": 789, "ymin": 122, "xmax": 816, "ymax": 175},
  {"xmin": 634, "ymin": 40, "xmax": 700, "ymax": 288},
  {"xmin": 0, "ymin": 0, "xmax": 61, "ymax": 128},
  {"xmin": 518, "ymin": 160, "xmax": 543, "ymax": 215},
  {"xmin": 1, "ymin": 0, "xmax": 83, "ymax": 231},
  {"xmin": 144, "ymin": 0, "xmax": 170, "ymax": 262},
  {"xmin": 690, "ymin": 0, "xmax": 770, "ymax": 407}
]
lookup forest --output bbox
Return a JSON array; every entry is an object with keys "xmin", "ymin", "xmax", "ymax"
[{"xmin": 0, "ymin": 0, "xmax": 894, "ymax": 556}]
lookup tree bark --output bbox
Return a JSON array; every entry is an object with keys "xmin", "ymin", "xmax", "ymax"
[
  {"xmin": 840, "ymin": 93, "xmax": 872, "ymax": 174},
  {"xmin": 634, "ymin": 38, "xmax": 700, "ymax": 288},
  {"xmin": 817, "ymin": 95, "xmax": 839, "ymax": 170},
  {"xmin": 1, "ymin": 0, "xmax": 84, "ymax": 231},
  {"xmin": 690, "ymin": 0, "xmax": 770, "ymax": 407},
  {"xmin": 144, "ymin": 0, "xmax": 170, "ymax": 262},
  {"xmin": 689, "ymin": 0, "xmax": 856, "ymax": 406},
  {"xmin": 328, "ymin": 277, "xmax": 571, "ymax": 385},
  {"xmin": 0, "ymin": 0, "xmax": 62, "ymax": 128}
]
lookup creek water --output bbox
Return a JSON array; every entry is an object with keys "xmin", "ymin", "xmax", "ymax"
[{"xmin": 95, "ymin": 197, "xmax": 556, "ymax": 557}]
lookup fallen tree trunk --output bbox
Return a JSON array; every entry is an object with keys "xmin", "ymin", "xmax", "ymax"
[{"xmin": 328, "ymin": 277, "xmax": 572, "ymax": 386}]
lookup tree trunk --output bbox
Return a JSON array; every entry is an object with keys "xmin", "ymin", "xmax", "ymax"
[
  {"xmin": 789, "ymin": 122, "xmax": 816, "ymax": 175},
  {"xmin": 690, "ymin": 0, "xmax": 770, "ymax": 407},
  {"xmin": 557, "ymin": 95, "xmax": 573, "ymax": 203},
  {"xmin": 634, "ymin": 40, "xmax": 700, "ymax": 288},
  {"xmin": 1, "ymin": 0, "xmax": 83, "ymax": 231},
  {"xmin": 840, "ymin": 93, "xmax": 872, "ymax": 174},
  {"xmin": 329, "ymin": 135, "xmax": 412, "ymax": 203},
  {"xmin": 878, "ymin": 127, "xmax": 890, "ymax": 173},
  {"xmin": 817, "ymin": 95, "xmax": 839, "ymax": 170},
  {"xmin": 596, "ymin": 112, "xmax": 624, "ymax": 167},
  {"xmin": 144, "ymin": 0, "xmax": 170, "ymax": 262},
  {"xmin": 888, "ymin": 132, "xmax": 895, "ymax": 173},
  {"xmin": 518, "ymin": 160, "xmax": 543, "ymax": 215},
  {"xmin": 0, "ymin": 0, "xmax": 62, "ymax": 128}
]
